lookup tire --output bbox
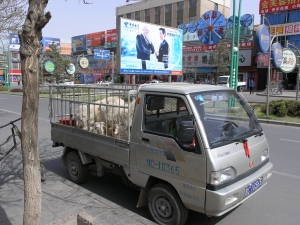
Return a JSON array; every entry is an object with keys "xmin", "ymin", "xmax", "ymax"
[
  {"xmin": 147, "ymin": 183, "xmax": 188, "ymax": 225},
  {"xmin": 238, "ymin": 86, "xmax": 243, "ymax": 92},
  {"xmin": 66, "ymin": 151, "xmax": 88, "ymax": 184}
]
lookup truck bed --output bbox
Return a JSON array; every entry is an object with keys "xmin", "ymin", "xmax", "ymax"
[{"xmin": 51, "ymin": 122, "xmax": 130, "ymax": 166}]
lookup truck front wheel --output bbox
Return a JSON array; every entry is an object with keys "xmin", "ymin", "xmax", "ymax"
[
  {"xmin": 66, "ymin": 151, "xmax": 88, "ymax": 184},
  {"xmin": 147, "ymin": 183, "xmax": 188, "ymax": 225}
]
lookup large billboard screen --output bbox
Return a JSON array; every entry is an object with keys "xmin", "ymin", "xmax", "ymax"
[
  {"xmin": 71, "ymin": 35, "xmax": 87, "ymax": 53},
  {"xmin": 9, "ymin": 33, "xmax": 20, "ymax": 51},
  {"xmin": 119, "ymin": 18, "xmax": 183, "ymax": 75},
  {"xmin": 86, "ymin": 31, "xmax": 106, "ymax": 48},
  {"xmin": 42, "ymin": 37, "xmax": 60, "ymax": 52}
]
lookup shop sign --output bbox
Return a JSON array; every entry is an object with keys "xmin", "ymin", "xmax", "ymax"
[
  {"xmin": 44, "ymin": 61, "xmax": 55, "ymax": 73},
  {"xmin": 255, "ymin": 25, "xmax": 270, "ymax": 53},
  {"xmin": 260, "ymin": 0, "xmax": 300, "ymax": 14},
  {"xmin": 280, "ymin": 48, "xmax": 297, "ymax": 73},
  {"xmin": 66, "ymin": 63, "xmax": 76, "ymax": 75},
  {"xmin": 79, "ymin": 57, "xmax": 89, "ymax": 69},
  {"xmin": 271, "ymin": 42, "xmax": 283, "ymax": 68}
]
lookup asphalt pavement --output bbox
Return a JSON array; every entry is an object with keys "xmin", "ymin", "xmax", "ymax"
[{"xmin": 1, "ymin": 84, "xmax": 300, "ymax": 225}]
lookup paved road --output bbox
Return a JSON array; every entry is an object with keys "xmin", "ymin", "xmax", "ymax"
[{"xmin": 1, "ymin": 92, "xmax": 300, "ymax": 225}]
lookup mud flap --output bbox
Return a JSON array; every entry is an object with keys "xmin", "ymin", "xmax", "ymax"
[{"xmin": 136, "ymin": 187, "xmax": 148, "ymax": 208}]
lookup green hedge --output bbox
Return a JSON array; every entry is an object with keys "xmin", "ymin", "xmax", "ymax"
[
  {"xmin": 0, "ymin": 86, "xmax": 9, "ymax": 91},
  {"xmin": 261, "ymin": 100, "xmax": 300, "ymax": 117}
]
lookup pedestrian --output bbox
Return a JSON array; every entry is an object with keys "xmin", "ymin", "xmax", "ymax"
[
  {"xmin": 250, "ymin": 79, "xmax": 255, "ymax": 94},
  {"xmin": 285, "ymin": 77, "xmax": 289, "ymax": 89},
  {"xmin": 18, "ymin": 80, "xmax": 20, "ymax": 86}
]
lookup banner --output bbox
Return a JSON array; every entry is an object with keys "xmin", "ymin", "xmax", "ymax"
[
  {"xmin": 86, "ymin": 31, "xmax": 106, "ymax": 48},
  {"xmin": 71, "ymin": 35, "xmax": 87, "ymax": 53},
  {"xmin": 119, "ymin": 18, "xmax": 183, "ymax": 75},
  {"xmin": 42, "ymin": 37, "xmax": 60, "ymax": 52}
]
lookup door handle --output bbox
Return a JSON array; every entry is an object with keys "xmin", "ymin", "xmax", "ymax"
[{"xmin": 142, "ymin": 137, "xmax": 150, "ymax": 142}]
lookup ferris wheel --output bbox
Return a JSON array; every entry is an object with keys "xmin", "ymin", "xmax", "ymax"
[{"xmin": 197, "ymin": 10, "xmax": 227, "ymax": 45}]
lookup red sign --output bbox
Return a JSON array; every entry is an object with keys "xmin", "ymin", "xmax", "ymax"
[
  {"xmin": 183, "ymin": 41, "xmax": 253, "ymax": 52},
  {"xmin": 259, "ymin": 0, "xmax": 300, "ymax": 14},
  {"xmin": 86, "ymin": 31, "xmax": 106, "ymax": 48},
  {"xmin": 107, "ymin": 29, "xmax": 117, "ymax": 43}
]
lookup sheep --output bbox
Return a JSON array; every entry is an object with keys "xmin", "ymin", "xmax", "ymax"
[
  {"xmin": 75, "ymin": 100, "xmax": 101, "ymax": 130},
  {"xmin": 98, "ymin": 98, "xmax": 136, "ymax": 132},
  {"xmin": 93, "ymin": 121, "xmax": 106, "ymax": 135}
]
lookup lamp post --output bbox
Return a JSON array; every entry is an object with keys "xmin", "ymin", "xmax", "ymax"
[
  {"xmin": 286, "ymin": 41, "xmax": 300, "ymax": 101},
  {"xmin": 263, "ymin": 15, "xmax": 279, "ymax": 116}
]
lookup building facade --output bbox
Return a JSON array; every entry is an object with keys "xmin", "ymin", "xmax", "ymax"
[{"xmin": 259, "ymin": 0, "xmax": 300, "ymax": 90}]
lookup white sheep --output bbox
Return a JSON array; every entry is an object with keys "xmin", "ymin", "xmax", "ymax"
[
  {"xmin": 98, "ymin": 98, "xmax": 136, "ymax": 131},
  {"xmin": 75, "ymin": 100, "xmax": 101, "ymax": 130},
  {"xmin": 93, "ymin": 121, "xmax": 106, "ymax": 135}
]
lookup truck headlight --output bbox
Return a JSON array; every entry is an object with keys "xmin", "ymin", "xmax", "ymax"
[
  {"xmin": 261, "ymin": 149, "xmax": 269, "ymax": 162},
  {"xmin": 210, "ymin": 167, "xmax": 236, "ymax": 185}
]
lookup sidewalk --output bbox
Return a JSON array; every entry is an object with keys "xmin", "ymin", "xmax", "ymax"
[
  {"xmin": 0, "ymin": 163, "xmax": 156, "ymax": 225},
  {"xmin": 255, "ymin": 89, "xmax": 300, "ymax": 98}
]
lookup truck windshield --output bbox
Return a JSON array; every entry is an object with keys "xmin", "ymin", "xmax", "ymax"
[
  {"xmin": 218, "ymin": 77, "xmax": 228, "ymax": 84},
  {"xmin": 190, "ymin": 91, "xmax": 262, "ymax": 148}
]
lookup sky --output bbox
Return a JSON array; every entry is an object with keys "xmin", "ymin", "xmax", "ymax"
[{"xmin": 42, "ymin": 0, "xmax": 261, "ymax": 41}]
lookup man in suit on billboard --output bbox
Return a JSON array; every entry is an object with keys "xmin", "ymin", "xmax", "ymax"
[
  {"xmin": 136, "ymin": 25, "xmax": 155, "ymax": 69},
  {"xmin": 155, "ymin": 28, "xmax": 169, "ymax": 69}
]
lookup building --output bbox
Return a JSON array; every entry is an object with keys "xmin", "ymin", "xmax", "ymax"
[{"xmin": 258, "ymin": 0, "xmax": 300, "ymax": 90}]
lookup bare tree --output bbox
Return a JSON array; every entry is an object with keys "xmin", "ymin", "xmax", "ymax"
[
  {"xmin": 18, "ymin": 0, "xmax": 89, "ymax": 224},
  {"xmin": 0, "ymin": 0, "xmax": 27, "ymax": 40},
  {"xmin": 19, "ymin": 0, "xmax": 51, "ymax": 223}
]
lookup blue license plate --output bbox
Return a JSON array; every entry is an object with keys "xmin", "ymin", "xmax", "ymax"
[{"xmin": 244, "ymin": 177, "xmax": 263, "ymax": 198}]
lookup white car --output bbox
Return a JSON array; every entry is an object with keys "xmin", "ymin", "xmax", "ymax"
[
  {"xmin": 97, "ymin": 81, "xmax": 111, "ymax": 87},
  {"xmin": 146, "ymin": 80, "xmax": 163, "ymax": 84}
]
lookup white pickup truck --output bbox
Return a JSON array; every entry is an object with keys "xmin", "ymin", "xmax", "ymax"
[
  {"xmin": 49, "ymin": 83, "xmax": 272, "ymax": 225},
  {"xmin": 218, "ymin": 75, "xmax": 247, "ymax": 92}
]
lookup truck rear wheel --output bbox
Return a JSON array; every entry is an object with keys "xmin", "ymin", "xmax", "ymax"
[
  {"xmin": 66, "ymin": 151, "xmax": 88, "ymax": 184},
  {"xmin": 147, "ymin": 183, "xmax": 188, "ymax": 225}
]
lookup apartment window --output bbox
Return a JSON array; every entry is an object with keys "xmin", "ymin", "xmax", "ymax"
[
  {"xmin": 189, "ymin": 17, "xmax": 196, "ymax": 23},
  {"xmin": 12, "ymin": 53, "xmax": 19, "ymax": 58},
  {"xmin": 12, "ymin": 62, "xmax": 19, "ymax": 70},
  {"xmin": 214, "ymin": 3, "xmax": 218, "ymax": 11},
  {"xmin": 145, "ymin": 9, "xmax": 150, "ymax": 17},
  {"xmin": 0, "ymin": 55, "xmax": 4, "ymax": 60},
  {"xmin": 165, "ymin": 20, "xmax": 171, "ymax": 27},
  {"xmin": 177, "ymin": 1, "xmax": 184, "ymax": 11},
  {"xmin": 177, "ymin": 18, "xmax": 183, "ymax": 26},
  {"xmin": 145, "ymin": 9, "xmax": 150, "ymax": 22},
  {"xmin": 189, "ymin": 0, "xmax": 197, "ymax": 8},
  {"xmin": 155, "ymin": 7, "xmax": 161, "ymax": 24},
  {"xmin": 0, "ymin": 62, "xmax": 3, "ymax": 67},
  {"xmin": 127, "ymin": 13, "xmax": 132, "ymax": 19},
  {"xmin": 135, "ymin": 11, "xmax": 140, "ymax": 20},
  {"xmin": 155, "ymin": 6, "xmax": 161, "ymax": 15},
  {"xmin": 165, "ymin": 4, "xmax": 172, "ymax": 13}
]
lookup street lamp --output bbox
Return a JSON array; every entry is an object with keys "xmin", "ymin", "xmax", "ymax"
[
  {"xmin": 286, "ymin": 41, "xmax": 300, "ymax": 101},
  {"xmin": 263, "ymin": 15, "xmax": 279, "ymax": 116}
]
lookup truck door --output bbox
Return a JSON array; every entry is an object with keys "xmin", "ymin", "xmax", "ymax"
[{"xmin": 136, "ymin": 94, "xmax": 207, "ymax": 213}]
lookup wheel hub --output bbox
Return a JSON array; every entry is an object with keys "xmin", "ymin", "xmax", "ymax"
[{"xmin": 155, "ymin": 197, "xmax": 172, "ymax": 218}]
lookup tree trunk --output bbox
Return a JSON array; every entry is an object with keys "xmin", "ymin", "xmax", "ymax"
[{"xmin": 18, "ymin": 1, "xmax": 51, "ymax": 224}]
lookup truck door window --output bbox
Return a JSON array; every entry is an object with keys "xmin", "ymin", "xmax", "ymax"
[{"xmin": 144, "ymin": 95, "xmax": 196, "ymax": 151}]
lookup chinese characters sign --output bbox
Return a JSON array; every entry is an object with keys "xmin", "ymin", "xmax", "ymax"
[
  {"xmin": 270, "ymin": 22, "xmax": 300, "ymax": 36},
  {"xmin": 183, "ymin": 41, "xmax": 253, "ymax": 52},
  {"xmin": 280, "ymin": 48, "xmax": 297, "ymax": 73},
  {"xmin": 259, "ymin": 0, "xmax": 300, "ymax": 14}
]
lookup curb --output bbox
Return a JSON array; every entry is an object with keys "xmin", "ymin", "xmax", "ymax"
[{"xmin": 257, "ymin": 118, "xmax": 300, "ymax": 127}]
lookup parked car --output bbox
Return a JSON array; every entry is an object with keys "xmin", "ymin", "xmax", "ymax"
[
  {"xmin": 146, "ymin": 80, "xmax": 163, "ymax": 84},
  {"xmin": 97, "ymin": 81, "xmax": 111, "ymax": 87}
]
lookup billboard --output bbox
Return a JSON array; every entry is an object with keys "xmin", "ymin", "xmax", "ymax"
[
  {"xmin": 9, "ymin": 33, "xmax": 20, "ymax": 51},
  {"xmin": 107, "ymin": 29, "xmax": 117, "ymax": 48},
  {"xmin": 71, "ymin": 35, "xmax": 87, "ymax": 53},
  {"xmin": 119, "ymin": 18, "xmax": 183, "ymax": 75},
  {"xmin": 42, "ymin": 37, "xmax": 60, "ymax": 52},
  {"xmin": 86, "ymin": 31, "xmax": 106, "ymax": 48}
]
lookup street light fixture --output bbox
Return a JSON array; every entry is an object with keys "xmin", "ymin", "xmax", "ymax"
[
  {"xmin": 263, "ymin": 15, "xmax": 280, "ymax": 116},
  {"xmin": 286, "ymin": 41, "xmax": 300, "ymax": 101}
]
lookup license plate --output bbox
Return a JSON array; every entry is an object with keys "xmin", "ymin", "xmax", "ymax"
[{"xmin": 244, "ymin": 177, "xmax": 263, "ymax": 198}]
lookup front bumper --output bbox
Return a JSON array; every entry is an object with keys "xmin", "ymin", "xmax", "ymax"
[{"xmin": 205, "ymin": 161, "xmax": 273, "ymax": 217}]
